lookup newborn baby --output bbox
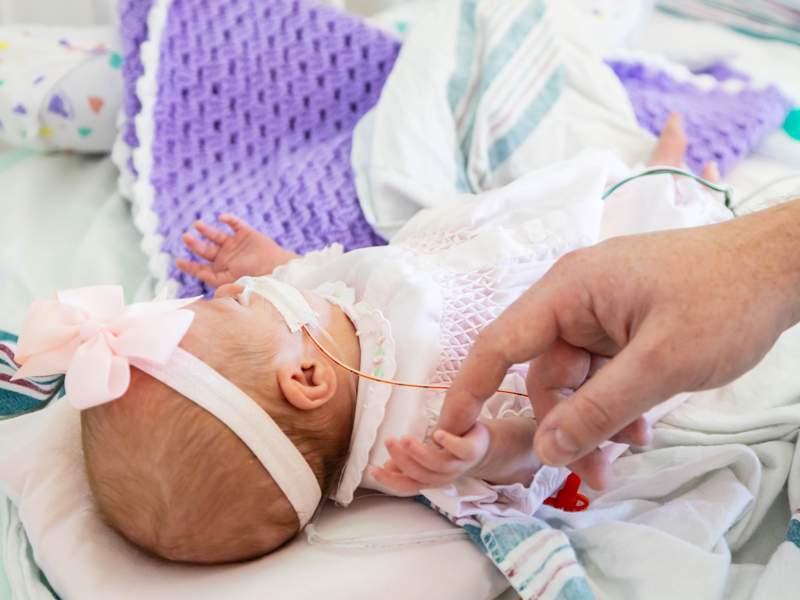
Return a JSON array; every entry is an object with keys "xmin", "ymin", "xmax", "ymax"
[
  {"xmin": 80, "ymin": 281, "xmax": 359, "ymax": 562},
  {"xmin": 74, "ymin": 119, "xmax": 729, "ymax": 564}
]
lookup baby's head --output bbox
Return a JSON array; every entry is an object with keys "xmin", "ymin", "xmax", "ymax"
[{"xmin": 80, "ymin": 283, "xmax": 360, "ymax": 563}]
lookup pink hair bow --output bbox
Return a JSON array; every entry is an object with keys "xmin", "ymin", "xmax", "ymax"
[{"xmin": 11, "ymin": 286, "xmax": 200, "ymax": 409}]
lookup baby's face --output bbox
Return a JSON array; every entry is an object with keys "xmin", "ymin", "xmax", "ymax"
[
  {"xmin": 183, "ymin": 283, "xmax": 295, "ymax": 354},
  {"xmin": 197, "ymin": 281, "xmax": 347, "ymax": 353}
]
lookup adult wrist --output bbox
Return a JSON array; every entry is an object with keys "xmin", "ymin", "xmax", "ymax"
[{"xmin": 749, "ymin": 198, "xmax": 800, "ymax": 330}]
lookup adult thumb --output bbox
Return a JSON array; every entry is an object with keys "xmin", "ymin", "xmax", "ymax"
[{"xmin": 533, "ymin": 333, "xmax": 679, "ymax": 467}]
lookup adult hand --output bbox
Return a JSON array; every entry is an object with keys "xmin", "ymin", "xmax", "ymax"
[{"xmin": 436, "ymin": 200, "xmax": 800, "ymax": 490}]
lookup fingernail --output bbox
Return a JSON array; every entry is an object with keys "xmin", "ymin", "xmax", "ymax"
[
  {"xmin": 400, "ymin": 438, "xmax": 410, "ymax": 449},
  {"xmin": 642, "ymin": 422, "xmax": 653, "ymax": 445},
  {"xmin": 539, "ymin": 428, "xmax": 579, "ymax": 464},
  {"xmin": 433, "ymin": 431, "xmax": 445, "ymax": 445},
  {"xmin": 385, "ymin": 439, "xmax": 394, "ymax": 449}
]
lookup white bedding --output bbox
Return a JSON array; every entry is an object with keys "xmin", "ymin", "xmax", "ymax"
[{"xmin": 0, "ymin": 151, "xmax": 150, "ymax": 334}]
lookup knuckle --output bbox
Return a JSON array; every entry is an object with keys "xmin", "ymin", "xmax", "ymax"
[
  {"xmin": 574, "ymin": 391, "xmax": 618, "ymax": 440},
  {"xmin": 632, "ymin": 340, "xmax": 668, "ymax": 370},
  {"xmin": 555, "ymin": 246, "xmax": 592, "ymax": 273}
]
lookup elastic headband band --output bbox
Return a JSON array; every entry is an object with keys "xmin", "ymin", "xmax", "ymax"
[{"xmin": 131, "ymin": 348, "xmax": 321, "ymax": 527}]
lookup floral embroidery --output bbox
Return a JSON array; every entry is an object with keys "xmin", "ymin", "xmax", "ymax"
[{"xmin": 373, "ymin": 329, "xmax": 386, "ymax": 376}]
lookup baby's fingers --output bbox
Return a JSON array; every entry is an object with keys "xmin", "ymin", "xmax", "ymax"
[
  {"xmin": 175, "ymin": 257, "xmax": 202, "ymax": 278},
  {"xmin": 385, "ymin": 438, "xmax": 453, "ymax": 486},
  {"xmin": 218, "ymin": 213, "xmax": 247, "ymax": 233},
  {"xmin": 433, "ymin": 423, "xmax": 488, "ymax": 463},
  {"xmin": 370, "ymin": 465, "xmax": 427, "ymax": 494},
  {"xmin": 182, "ymin": 232, "xmax": 219, "ymax": 262},
  {"xmin": 194, "ymin": 219, "xmax": 229, "ymax": 246},
  {"xmin": 175, "ymin": 258, "xmax": 228, "ymax": 288},
  {"xmin": 400, "ymin": 437, "xmax": 463, "ymax": 475}
]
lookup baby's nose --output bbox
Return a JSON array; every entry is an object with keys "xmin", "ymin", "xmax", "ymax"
[{"xmin": 214, "ymin": 283, "xmax": 246, "ymax": 299}]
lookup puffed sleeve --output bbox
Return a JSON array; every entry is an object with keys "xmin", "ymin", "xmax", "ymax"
[{"xmin": 270, "ymin": 244, "xmax": 345, "ymax": 285}]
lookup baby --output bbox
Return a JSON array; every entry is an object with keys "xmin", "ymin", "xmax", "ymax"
[{"xmin": 66, "ymin": 117, "xmax": 730, "ymax": 564}]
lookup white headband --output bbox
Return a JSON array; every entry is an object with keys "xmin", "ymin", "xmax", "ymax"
[{"xmin": 131, "ymin": 347, "xmax": 321, "ymax": 527}]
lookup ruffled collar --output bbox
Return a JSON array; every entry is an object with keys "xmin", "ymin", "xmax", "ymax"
[{"xmin": 314, "ymin": 281, "xmax": 397, "ymax": 506}]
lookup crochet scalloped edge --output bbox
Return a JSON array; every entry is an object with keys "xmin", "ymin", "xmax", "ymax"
[
  {"xmin": 129, "ymin": 0, "xmax": 180, "ymax": 298},
  {"xmin": 603, "ymin": 46, "xmax": 791, "ymax": 100},
  {"xmin": 110, "ymin": 109, "xmax": 135, "ymax": 201}
]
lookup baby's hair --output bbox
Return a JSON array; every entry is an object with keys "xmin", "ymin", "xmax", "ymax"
[{"xmin": 81, "ymin": 308, "xmax": 352, "ymax": 563}]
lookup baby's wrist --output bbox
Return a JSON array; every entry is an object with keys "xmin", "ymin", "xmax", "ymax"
[{"xmin": 271, "ymin": 248, "xmax": 300, "ymax": 271}]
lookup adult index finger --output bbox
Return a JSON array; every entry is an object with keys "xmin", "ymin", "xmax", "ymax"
[{"xmin": 437, "ymin": 284, "xmax": 561, "ymax": 435}]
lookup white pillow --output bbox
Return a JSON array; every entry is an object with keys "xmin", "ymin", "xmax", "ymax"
[{"xmin": 0, "ymin": 398, "xmax": 509, "ymax": 600}]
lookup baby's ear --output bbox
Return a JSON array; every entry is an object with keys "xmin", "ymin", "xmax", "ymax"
[{"xmin": 276, "ymin": 358, "xmax": 337, "ymax": 410}]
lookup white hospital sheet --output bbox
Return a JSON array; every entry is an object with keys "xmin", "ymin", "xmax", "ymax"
[{"xmin": 0, "ymin": 150, "xmax": 150, "ymax": 333}]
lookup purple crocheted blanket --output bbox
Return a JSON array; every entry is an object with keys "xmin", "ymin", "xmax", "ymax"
[
  {"xmin": 117, "ymin": 1, "xmax": 790, "ymax": 299},
  {"xmin": 117, "ymin": 0, "xmax": 400, "ymax": 298},
  {"xmin": 609, "ymin": 57, "xmax": 792, "ymax": 176}
]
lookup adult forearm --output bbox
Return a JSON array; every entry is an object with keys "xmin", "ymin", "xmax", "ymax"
[{"xmin": 739, "ymin": 198, "xmax": 800, "ymax": 330}]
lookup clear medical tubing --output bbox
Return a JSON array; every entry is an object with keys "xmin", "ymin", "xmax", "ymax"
[
  {"xmin": 604, "ymin": 166, "xmax": 800, "ymax": 215},
  {"xmin": 305, "ymin": 521, "xmax": 470, "ymax": 550},
  {"xmin": 601, "ymin": 166, "xmax": 734, "ymax": 206}
]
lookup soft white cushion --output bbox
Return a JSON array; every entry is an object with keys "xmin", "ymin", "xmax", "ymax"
[{"xmin": 0, "ymin": 398, "xmax": 509, "ymax": 600}]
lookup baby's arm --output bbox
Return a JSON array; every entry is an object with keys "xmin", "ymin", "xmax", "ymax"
[
  {"xmin": 176, "ymin": 214, "xmax": 299, "ymax": 288},
  {"xmin": 372, "ymin": 415, "xmax": 540, "ymax": 494}
]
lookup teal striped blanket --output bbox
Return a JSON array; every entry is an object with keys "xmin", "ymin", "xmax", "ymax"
[{"xmin": 0, "ymin": 334, "xmax": 59, "ymax": 600}]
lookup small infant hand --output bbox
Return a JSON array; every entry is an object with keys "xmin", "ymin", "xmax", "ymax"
[
  {"xmin": 370, "ymin": 422, "xmax": 490, "ymax": 494},
  {"xmin": 176, "ymin": 214, "xmax": 295, "ymax": 288}
]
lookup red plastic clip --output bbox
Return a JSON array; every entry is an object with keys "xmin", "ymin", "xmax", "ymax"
[{"xmin": 542, "ymin": 473, "xmax": 589, "ymax": 512}]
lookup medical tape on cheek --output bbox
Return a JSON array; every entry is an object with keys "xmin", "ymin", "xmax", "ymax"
[{"xmin": 236, "ymin": 276, "xmax": 319, "ymax": 332}]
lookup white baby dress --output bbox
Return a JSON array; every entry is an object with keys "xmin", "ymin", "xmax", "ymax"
[{"xmin": 270, "ymin": 148, "xmax": 733, "ymax": 519}]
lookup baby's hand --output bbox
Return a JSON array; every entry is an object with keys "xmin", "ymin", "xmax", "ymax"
[
  {"xmin": 176, "ymin": 214, "xmax": 297, "ymax": 288},
  {"xmin": 370, "ymin": 422, "xmax": 490, "ymax": 494}
]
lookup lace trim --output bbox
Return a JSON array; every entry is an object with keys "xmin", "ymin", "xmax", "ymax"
[
  {"xmin": 110, "ymin": 110, "xmax": 135, "ymax": 201},
  {"xmin": 332, "ymin": 306, "xmax": 397, "ymax": 506}
]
